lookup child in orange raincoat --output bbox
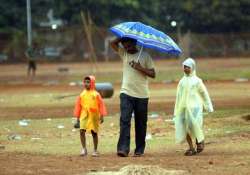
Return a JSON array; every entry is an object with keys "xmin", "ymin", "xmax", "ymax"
[{"xmin": 74, "ymin": 75, "xmax": 107, "ymax": 157}]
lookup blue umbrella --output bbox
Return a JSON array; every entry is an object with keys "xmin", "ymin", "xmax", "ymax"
[{"xmin": 110, "ymin": 22, "xmax": 182, "ymax": 55}]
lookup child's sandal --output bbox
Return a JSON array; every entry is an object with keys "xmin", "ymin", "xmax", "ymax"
[
  {"xmin": 196, "ymin": 140, "xmax": 205, "ymax": 153},
  {"xmin": 80, "ymin": 148, "xmax": 87, "ymax": 156},
  {"xmin": 184, "ymin": 149, "xmax": 196, "ymax": 156},
  {"xmin": 92, "ymin": 151, "xmax": 99, "ymax": 157}
]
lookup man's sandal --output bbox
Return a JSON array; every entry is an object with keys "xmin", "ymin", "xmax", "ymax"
[{"xmin": 184, "ymin": 149, "xmax": 196, "ymax": 156}]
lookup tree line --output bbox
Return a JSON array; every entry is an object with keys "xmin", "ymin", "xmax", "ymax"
[{"xmin": 0, "ymin": 0, "xmax": 250, "ymax": 34}]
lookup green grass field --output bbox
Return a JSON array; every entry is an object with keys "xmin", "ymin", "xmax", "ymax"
[
  {"xmin": 1, "ymin": 83, "xmax": 250, "ymax": 156},
  {"xmin": 0, "ymin": 59, "xmax": 250, "ymax": 175},
  {"xmin": 1, "ymin": 109, "xmax": 250, "ymax": 156}
]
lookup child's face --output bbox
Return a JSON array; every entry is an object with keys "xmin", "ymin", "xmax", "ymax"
[
  {"xmin": 184, "ymin": 65, "xmax": 191, "ymax": 75},
  {"xmin": 84, "ymin": 79, "xmax": 91, "ymax": 90}
]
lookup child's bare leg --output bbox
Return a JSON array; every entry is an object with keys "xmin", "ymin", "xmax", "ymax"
[
  {"xmin": 196, "ymin": 138, "xmax": 205, "ymax": 153},
  {"xmin": 184, "ymin": 134, "xmax": 196, "ymax": 156},
  {"xmin": 91, "ymin": 130, "xmax": 98, "ymax": 151},
  {"xmin": 80, "ymin": 129, "xmax": 86, "ymax": 149},
  {"xmin": 186, "ymin": 134, "xmax": 194, "ymax": 150},
  {"xmin": 79, "ymin": 129, "xmax": 87, "ymax": 156}
]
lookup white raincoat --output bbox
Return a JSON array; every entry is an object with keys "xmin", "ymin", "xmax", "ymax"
[{"xmin": 174, "ymin": 58, "xmax": 213, "ymax": 143}]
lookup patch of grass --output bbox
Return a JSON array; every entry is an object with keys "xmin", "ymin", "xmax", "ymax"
[
  {"xmin": 1, "ymin": 108, "xmax": 250, "ymax": 156},
  {"xmin": 0, "ymin": 93, "xmax": 76, "ymax": 107},
  {"xmin": 2, "ymin": 82, "xmax": 250, "ymax": 109},
  {"xmin": 207, "ymin": 108, "xmax": 250, "ymax": 118}
]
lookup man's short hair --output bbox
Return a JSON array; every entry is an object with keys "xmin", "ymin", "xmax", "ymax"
[{"xmin": 121, "ymin": 37, "xmax": 137, "ymax": 45}]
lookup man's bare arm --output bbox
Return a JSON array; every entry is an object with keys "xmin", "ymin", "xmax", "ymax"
[{"xmin": 110, "ymin": 38, "xmax": 122, "ymax": 52}]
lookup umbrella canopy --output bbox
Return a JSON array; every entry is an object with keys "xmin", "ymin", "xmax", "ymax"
[{"xmin": 110, "ymin": 22, "xmax": 182, "ymax": 55}]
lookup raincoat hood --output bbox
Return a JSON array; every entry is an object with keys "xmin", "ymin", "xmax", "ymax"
[
  {"xmin": 182, "ymin": 58, "xmax": 196, "ymax": 76},
  {"xmin": 83, "ymin": 75, "xmax": 96, "ymax": 90}
]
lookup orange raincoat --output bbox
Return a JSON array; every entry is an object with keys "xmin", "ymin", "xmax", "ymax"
[{"xmin": 74, "ymin": 76, "xmax": 107, "ymax": 133}]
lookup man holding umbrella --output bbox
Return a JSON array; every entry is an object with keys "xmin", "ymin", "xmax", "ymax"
[
  {"xmin": 110, "ymin": 37, "xmax": 155, "ymax": 157},
  {"xmin": 110, "ymin": 22, "xmax": 181, "ymax": 157}
]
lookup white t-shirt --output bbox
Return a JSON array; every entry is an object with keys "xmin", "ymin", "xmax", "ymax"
[{"xmin": 118, "ymin": 48, "xmax": 155, "ymax": 98}]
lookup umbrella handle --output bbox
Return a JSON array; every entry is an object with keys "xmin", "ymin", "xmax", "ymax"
[{"xmin": 136, "ymin": 46, "xmax": 143, "ymax": 62}]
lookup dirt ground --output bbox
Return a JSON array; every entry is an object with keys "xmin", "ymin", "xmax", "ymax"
[
  {"xmin": 1, "ymin": 60, "xmax": 250, "ymax": 175},
  {"xmin": 1, "ymin": 82, "xmax": 250, "ymax": 175},
  {"xmin": 1, "ymin": 135, "xmax": 250, "ymax": 175}
]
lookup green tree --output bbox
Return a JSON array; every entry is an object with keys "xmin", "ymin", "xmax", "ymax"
[{"xmin": 1, "ymin": 0, "xmax": 250, "ymax": 33}]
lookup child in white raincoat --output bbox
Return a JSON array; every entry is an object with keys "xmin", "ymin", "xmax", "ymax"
[{"xmin": 174, "ymin": 58, "xmax": 213, "ymax": 156}]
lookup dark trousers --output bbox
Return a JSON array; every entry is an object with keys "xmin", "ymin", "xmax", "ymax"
[{"xmin": 117, "ymin": 93, "xmax": 148, "ymax": 155}]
